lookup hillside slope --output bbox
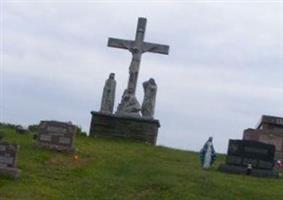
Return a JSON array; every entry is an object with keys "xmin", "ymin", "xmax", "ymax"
[{"xmin": 0, "ymin": 127, "xmax": 282, "ymax": 200}]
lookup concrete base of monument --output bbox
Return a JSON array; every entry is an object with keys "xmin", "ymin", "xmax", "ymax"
[
  {"xmin": 35, "ymin": 143, "xmax": 76, "ymax": 152},
  {"xmin": 218, "ymin": 164, "xmax": 279, "ymax": 178},
  {"xmin": 0, "ymin": 167, "xmax": 20, "ymax": 179},
  {"xmin": 89, "ymin": 111, "xmax": 160, "ymax": 145}
]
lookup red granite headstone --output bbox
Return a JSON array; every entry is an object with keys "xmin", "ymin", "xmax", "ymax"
[{"xmin": 243, "ymin": 115, "xmax": 283, "ymax": 159}]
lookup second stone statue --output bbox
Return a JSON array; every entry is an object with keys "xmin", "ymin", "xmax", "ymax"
[
  {"xmin": 141, "ymin": 78, "xmax": 157, "ymax": 119},
  {"xmin": 100, "ymin": 73, "xmax": 116, "ymax": 114}
]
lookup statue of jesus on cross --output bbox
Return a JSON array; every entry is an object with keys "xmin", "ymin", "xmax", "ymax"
[{"xmin": 107, "ymin": 17, "xmax": 170, "ymax": 117}]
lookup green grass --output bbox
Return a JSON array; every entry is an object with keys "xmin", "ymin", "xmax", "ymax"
[{"xmin": 0, "ymin": 127, "xmax": 282, "ymax": 200}]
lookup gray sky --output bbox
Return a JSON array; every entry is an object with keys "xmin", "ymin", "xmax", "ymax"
[{"xmin": 1, "ymin": 1, "xmax": 283, "ymax": 153}]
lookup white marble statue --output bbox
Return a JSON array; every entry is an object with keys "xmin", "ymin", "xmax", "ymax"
[
  {"xmin": 200, "ymin": 137, "xmax": 216, "ymax": 169},
  {"xmin": 141, "ymin": 78, "xmax": 157, "ymax": 119},
  {"xmin": 100, "ymin": 73, "xmax": 116, "ymax": 114}
]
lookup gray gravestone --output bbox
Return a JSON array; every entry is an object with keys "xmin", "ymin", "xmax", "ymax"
[
  {"xmin": 219, "ymin": 139, "xmax": 278, "ymax": 177},
  {"xmin": 0, "ymin": 143, "xmax": 20, "ymax": 178},
  {"xmin": 37, "ymin": 121, "xmax": 76, "ymax": 152}
]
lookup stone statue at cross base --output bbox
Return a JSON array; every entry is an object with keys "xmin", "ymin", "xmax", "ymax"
[
  {"xmin": 100, "ymin": 73, "xmax": 116, "ymax": 114},
  {"xmin": 141, "ymin": 78, "xmax": 157, "ymax": 119},
  {"xmin": 115, "ymin": 89, "xmax": 141, "ymax": 117}
]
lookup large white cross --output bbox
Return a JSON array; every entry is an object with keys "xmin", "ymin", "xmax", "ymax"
[{"xmin": 108, "ymin": 17, "xmax": 169, "ymax": 94}]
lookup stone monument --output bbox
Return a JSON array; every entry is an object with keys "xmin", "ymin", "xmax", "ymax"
[
  {"xmin": 219, "ymin": 139, "xmax": 278, "ymax": 177},
  {"xmin": 37, "ymin": 120, "xmax": 76, "ymax": 152},
  {"xmin": 116, "ymin": 89, "xmax": 141, "ymax": 117},
  {"xmin": 0, "ymin": 143, "xmax": 20, "ymax": 178},
  {"xmin": 100, "ymin": 73, "xmax": 116, "ymax": 114},
  {"xmin": 243, "ymin": 115, "xmax": 283, "ymax": 159},
  {"xmin": 141, "ymin": 78, "xmax": 157, "ymax": 119},
  {"xmin": 90, "ymin": 17, "xmax": 169, "ymax": 144}
]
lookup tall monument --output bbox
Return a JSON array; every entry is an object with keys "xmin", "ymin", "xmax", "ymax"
[
  {"xmin": 90, "ymin": 17, "xmax": 170, "ymax": 144},
  {"xmin": 108, "ymin": 17, "xmax": 169, "ymax": 116}
]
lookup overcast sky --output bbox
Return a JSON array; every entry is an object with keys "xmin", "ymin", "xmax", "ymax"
[{"xmin": 1, "ymin": 1, "xmax": 282, "ymax": 153}]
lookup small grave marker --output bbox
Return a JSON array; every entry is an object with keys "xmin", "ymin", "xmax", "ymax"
[{"xmin": 0, "ymin": 143, "xmax": 20, "ymax": 178}]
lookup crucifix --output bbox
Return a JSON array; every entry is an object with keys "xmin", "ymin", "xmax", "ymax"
[{"xmin": 108, "ymin": 17, "xmax": 169, "ymax": 95}]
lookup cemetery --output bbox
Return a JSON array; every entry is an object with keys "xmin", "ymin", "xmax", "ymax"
[
  {"xmin": 0, "ymin": 2, "xmax": 282, "ymax": 200},
  {"xmin": 0, "ymin": 124, "xmax": 283, "ymax": 200}
]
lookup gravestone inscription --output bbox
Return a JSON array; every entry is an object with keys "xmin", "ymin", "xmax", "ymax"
[
  {"xmin": 37, "ymin": 121, "xmax": 76, "ymax": 152},
  {"xmin": 219, "ymin": 139, "xmax": 278, "ymax": 177},
  {"xmin": 0, "ymin": 143, "xmax": 20, "ymax": 178}
]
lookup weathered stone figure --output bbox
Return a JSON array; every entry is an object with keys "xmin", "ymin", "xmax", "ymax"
[
  {"xmin": 116, "ymin": 89, "xmax": 141, "ymax": 117},
  {"xmin": 141, "ymin": 78, "xmax": 157, "ymax": 119},
  {"xmin": 100, "ymin": 73, "xmax": 116, "ymax": 114}
]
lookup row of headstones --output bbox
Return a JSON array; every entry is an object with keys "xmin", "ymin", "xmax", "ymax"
[
  {"xmin": 0, "ymin": 120, "xmax": 76, "ymax": 178},
  {"xmin": 0, "ymin": 120, "xmax": 279, "ymax": 178}
]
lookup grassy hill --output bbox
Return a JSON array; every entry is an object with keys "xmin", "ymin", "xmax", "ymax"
[{"xmin": 0, "ymin": 126, "xmax": 282, "ymax": 200}]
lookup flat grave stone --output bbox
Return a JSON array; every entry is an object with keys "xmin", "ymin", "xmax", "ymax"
[
  {"xmin": 219, "ymin": 139, "xmax": 278, "ymax": 177},
  {"xmin": 0, "ymin": 143, "xmax": 20, "ymax": 178},
  {"xmin": 37, "ymin": 121, "xmax": 76, "ymax": 152}
]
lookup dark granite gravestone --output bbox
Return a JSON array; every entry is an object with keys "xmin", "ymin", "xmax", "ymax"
[
  {"xmin": 37, "ymin": 121, "xmax": 76, "ymax": 152},
  {"xmin": 219, "ymin": 139, "xmax": 278, "ymax": 177},
  {"xmin": 0, "ymin": 143, "xmax": 20, "ymax": 178}
]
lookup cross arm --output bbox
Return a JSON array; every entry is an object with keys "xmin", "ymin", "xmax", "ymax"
[
  {"xmin": 142, "ymin": 42, "xmax": 170, "ymax": 55},
  {"xmin": 107, "ymin": 38, "xmax": 133, "ymax": 50}
]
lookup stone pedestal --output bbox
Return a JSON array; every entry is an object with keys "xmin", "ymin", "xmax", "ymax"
[
  {"xmin": 0, "ymin": 167, "xmax": 20, "ymax": 179},
  {"xmin": 89, "ymin": 111, "xmax": 160, "ymax": 144},
  {"xmin": 219, "ymin": 164, "xmax": 278, "ymax": 177}
]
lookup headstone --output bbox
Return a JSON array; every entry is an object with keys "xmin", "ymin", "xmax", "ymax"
[
  {"xmin": 243, "ymin": 115, "xmax": 283, "ymax": 159},
  {"xmin": 37, "ymin": 121, "xmax": 76, "ymax": 152},
  {"xmin": 219, "ymin": 139, "xmax": 278, "ymax": 177},
  {"xmin": 100, "ymin": 73, "xmax": 116, "ymax": 114},
  {"xmin": 0, "ymin": 143, "xmax": 20, "ymax": 178},
  {"xmin": 141, "ymin": 78, "xmax": 157, "ymax": 119}
]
